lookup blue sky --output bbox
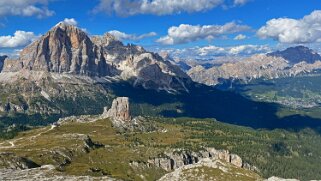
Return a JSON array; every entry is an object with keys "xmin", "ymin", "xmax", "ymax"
[{"xmin": 0, "ymin": 0, "xmax": 321, "ymax": 59}]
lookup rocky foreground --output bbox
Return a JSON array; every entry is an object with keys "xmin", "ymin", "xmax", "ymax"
[{"xmin": 0, "ymin": 97, "xmax": 260, "ymax": 180}]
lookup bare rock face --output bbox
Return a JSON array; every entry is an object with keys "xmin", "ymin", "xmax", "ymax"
[
  {"xmin": 102, "ymin": 97, "xmax": 131, "ymax": 122},
  {"xmin": 0, "ymin": 153, "xmax": 40, "ymax": 170},
  {"xmin": 147, "ymin": 147, "xmax": 252, "ymax": 172},
  {"xmin": 92, "ymin": 34, "xmax": 192, "ymax": 92},
  {"xmin": 101, "ymin": 97, "xmax": 157, "ymax": 132},
  {"xmin": 2, "ymin": 59, "xmax": 24, "ymax": 72},
  {"xmin": 0, "ymin": 55, "xmax": 7, "ymax": 72},
  {"xmin": 18, "ymin": 23, "xmax": 115, "ymax": 76}
]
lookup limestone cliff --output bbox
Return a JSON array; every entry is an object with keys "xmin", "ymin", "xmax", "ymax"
[
  {"xmin": 92, "ymin": 33, "xmax": 192, "ymax": 92},
  {"xmin": 18, "ymin": 23, "xmax": 115, "ymax": 76}
]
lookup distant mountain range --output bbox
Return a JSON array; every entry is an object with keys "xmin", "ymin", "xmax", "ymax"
[{"xmin": 187, "ymin": 46, "xmax": 321, "ymax": 86}]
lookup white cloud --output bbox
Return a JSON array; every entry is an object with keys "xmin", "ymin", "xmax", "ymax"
[
  {"xmin": 160, "ymin": 44, "xmax": 271, "ymax": 60},
  {"xmin": 108, "ymin": 30, "xmax": 157, "ymax": 41},
  {"xmin": 0, "ymin": 31, "xmax": 38, "ymax": 48},
  {"xmin": 62, "ymin": 18, "xmax": 78, "ymax": 26},
  {"xmin": 233, "ymin": 0, "xmax": 251, "ymax": 6},
  {"xmin": 0, "ymin": 0, "xmax": 54, "ymax": 18},
  {"xmin": 234, "ymin": 34, "xmax": 247, "ymax": 40},
  {"xmin": 257, "ymin": 10, "xmax": 321, "ymax": 44},
  {"xmin": 93, "ymin": 0, "xmax": 224, "ymax": 16},
  {"xmin": 228, "ymin": 45, "xmax": 270, "ymax": 55},
  {"xmin": 156, "ymin": 22, "xmax": 251, "ymax": 45}
]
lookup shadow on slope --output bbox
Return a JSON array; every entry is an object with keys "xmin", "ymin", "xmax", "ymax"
[{"xmin": 107, "ymin": 82, "xmax": 321, "ymax": 132}]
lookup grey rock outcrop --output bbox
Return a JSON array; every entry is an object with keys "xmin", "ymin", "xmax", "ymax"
[
  {"xmin": 157, "ymin": 158, "xmax": 261, "ymax": 181},
  {"xmin": 101, "ymin": 97, "xmax": 157, "ymax": 132},
  {"xmin": 0, "ymin": 153, "xmax": 40, "ymax": 170},
  {"xmin": 0, "ymin": 165, "xmax": 118, "ymax": 181},
  {"xmin": 147, "ymin": 148, "xmax": 252, "ymax": 172},
  {"xmin": 102, "ymin": 97, "xmax": 131, "ymax": 122}
]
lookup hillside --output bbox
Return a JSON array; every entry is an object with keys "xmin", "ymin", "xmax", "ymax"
[{"xmin": 1, "ymin": 110, "xmax": 320, "ymax": 180}]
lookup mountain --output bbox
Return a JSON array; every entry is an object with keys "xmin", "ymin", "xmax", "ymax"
[
  {"xmin": 18, "ymin": 23, "xmax": 115, "ymax": 76},
  {"xmin": 3, "ymin": 23, "xmax": 190, "ymax": 92},
  {"xmin": 91, "ymin": 33, "xmax": 191, "ymax": 91},
  {"xmin": 188, "ymin": 53, "xmax": 321, "ymax": 86},
  {"xmin": 267, "ymin": 46, "xmax": 321, "ymax": 64},
  {"xmin": 0, "ymin": 22, "xmax": 192, "ymax": 120}
]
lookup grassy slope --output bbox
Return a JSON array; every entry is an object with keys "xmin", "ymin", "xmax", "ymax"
[{"xmin": 1, "ymin": 117, "xmax": 321, "ymax": 180}]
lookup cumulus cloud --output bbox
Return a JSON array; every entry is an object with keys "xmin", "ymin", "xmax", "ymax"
[
  {"xmin": 0, "ymin": 0, "xmax": 54, "ymax": 18},
  {"xmin": 156, "ymin": 22, "xmax": 251, "ymax": 45},
  {"xmin": 93, "ymin": 0, "xmax": 224, "ymax": 16},
  {"xmin": 234, "ymin": 34, "xmax": 247, "ymax": 40},
  {"xmin": 199, "ymin": 45, "xmax": 271, "ymax": 56},
  {"xmin": 108, "ymin": 30, "xmax": 157, "ymax": 41},
  {"xmin": 233, "ymin": 0, "xmax": 251, "ymax": 6},
  {"xmin": 257, "ymin": 10, "xmax": 321, "ymax": 44},
  {"xmin": 62, "ymin": 18, "xmax": 78, "ymax": 26},
  {"xmin": 0, "ymin": 31, "xmax": 38, "ymax": 48},
  {"xmin": 161, "ymin": 44, "xmax": 271, "ymax": 60}
]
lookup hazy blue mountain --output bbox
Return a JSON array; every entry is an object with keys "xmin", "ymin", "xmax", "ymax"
[{"xmin": 267, "ymin": 46, "xmax": 321, "ymax": 64}]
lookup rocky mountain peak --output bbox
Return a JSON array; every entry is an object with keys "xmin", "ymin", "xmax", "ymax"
[
  {"xmin": 267, "ymin": 46, "xmax": 321, "ymax": 64},
  {"xmin": 0, "ymin": 21, "xmax": 191, "ymax": 93},
  {"xmin": 18, "ymin": 23, "xmax": 114, "ymax": 76}
]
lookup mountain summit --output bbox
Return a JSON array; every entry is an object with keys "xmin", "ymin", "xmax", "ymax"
[
  {"xmin": 19, "ymin": 22, "xmax": 114, "ymax": 76},
  {"xmin": 267, "ymin": 46, "xmax": 321, "ymax": 64},
  {"xmin": 1, "ymin": 22, "xmax": 190, "ymax": 92}
]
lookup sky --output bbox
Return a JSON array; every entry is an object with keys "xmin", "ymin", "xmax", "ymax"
[{"xmin": 0, "ymin": 0, "xmax": 321, "ymax": 59}]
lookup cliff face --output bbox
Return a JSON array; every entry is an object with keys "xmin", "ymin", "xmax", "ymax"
[
  {"xmin": 18, "ymin": 23, "xmax": 115, "ymax": 76},
  {"xmin": 147, "ymin": 148, "xmax": 253, "ymax": 172},
  {"xmin": 0, "ymin": 55, "xmax": 7, "ymax": 72},
  {"xmin": 92, "ymin": 33, "xmax": 192, "ymax": 92}
]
